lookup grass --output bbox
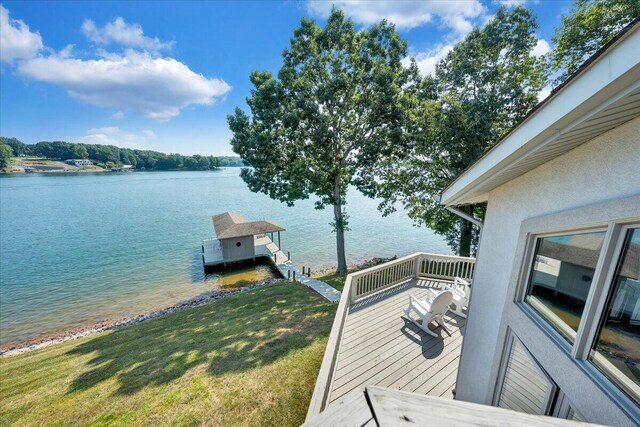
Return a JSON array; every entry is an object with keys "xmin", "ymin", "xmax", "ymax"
[
  {"xmin": 316, "ymin": 272, "xmax": 348, "ymax": 292},
  {"xmin": 0, "ymin": 282, "xmax": 337, "ymax": 427}
]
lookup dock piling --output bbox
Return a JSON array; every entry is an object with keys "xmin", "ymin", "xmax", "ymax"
[{"xmin": 293, "ymin": 271, "xmax": 296, "ymax": 281}]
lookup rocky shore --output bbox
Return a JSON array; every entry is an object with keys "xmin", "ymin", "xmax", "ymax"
[
  {"xmin": 314, "ymin": 256, "xmax": 397, "ymax": 276},
  {"xmin": 0, "ymin": 277, "xmax": 283, "ymax": 357},
  {"xmin": 1, "ymin": 256, "xmax": 396, "ymax": 357}
]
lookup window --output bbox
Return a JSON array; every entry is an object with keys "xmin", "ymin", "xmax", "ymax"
[
  {"xmin": 513, "ymin": 199, "xmax": 640, "ymax": 415},
  {"xmin": 495, "ymin": 334, "xmax": 557, "ymax": 415},
  {"xmin": 525, "ymin": 231, "xmax": 606, "ymax": 343},
  {"xmin": 553, "ymin": 392, "xmax": 585, "ymax": 421},
  {"xmin": 590, "ymin": 227, "xmax": 640, "ymax": 405}
]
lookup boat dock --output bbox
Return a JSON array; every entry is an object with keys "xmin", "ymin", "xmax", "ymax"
[
  {"xmin": 202, "ymin": 235, "xmax": 279, "ymax": 267},
  {"xmin": 202, "ymin": 235, "xmax": 341, "ymax": 303}
]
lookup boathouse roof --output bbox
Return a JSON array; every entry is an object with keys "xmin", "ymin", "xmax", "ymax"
[{"xmin": 212, "ymin": 212, "xmax": 285, "ymax": 239}]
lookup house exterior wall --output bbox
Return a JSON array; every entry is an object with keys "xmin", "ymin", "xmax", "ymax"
[
  {"xmin": 220, "ymin": 236, "xmax": 255, "ymax": 261},
  {"xmin": 455, "ymin": 117, "xmax": 640, "ymax": 426}
]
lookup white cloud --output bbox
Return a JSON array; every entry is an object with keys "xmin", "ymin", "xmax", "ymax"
[
  {"xmin": 404, "ymin": 44, "xmax": 453, "ymax": 77},
  {"xmin": 532, "ymin": 38, "xmax": 551, "ymax": 57},
  {"xmin": 17, "ymin": 49, "xmax": 231, "ymax": 120},
  {"xmin": 0, "ymin": 4, "xmax": 43, "ymax": 63},
  {"xmin": 112, "ymin": 111, "xmax": 125, "ymax": 119},
  {"xmin": 82, "ymin": 17, "xmax": 174, "ymax": 51},
  {"xmin": 498, "ymin": 0, "xmax": 528, "ymax": 6},
  {"xmin": 306, "ymin": 0, "xmax": 486, "ymax": 35},
  {"xmin": 75, "ymin": 126, "xmax": 155, "ymax": 149}
]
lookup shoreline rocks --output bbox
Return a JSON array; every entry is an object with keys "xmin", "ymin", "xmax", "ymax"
[
  {"xmin": 0, "ymin": 278, "xmax": 283, "ymax": 357},
  {"xmin": 0, "ymin": 256, "xmax": 396, "ymax": 357}
]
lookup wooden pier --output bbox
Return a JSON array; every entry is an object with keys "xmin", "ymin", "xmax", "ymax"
[
  {"xmin": 202, "ymin": 235, "xmax": 341, "ymax": 302},
  {"xmin": 202, "ymin": 212, "xmax": 340, "ymax": 302}
]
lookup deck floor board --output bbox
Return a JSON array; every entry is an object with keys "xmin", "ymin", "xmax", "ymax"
[{"xmin": 328, "ymin": 278, "xmax": 465, "ymax": 404}]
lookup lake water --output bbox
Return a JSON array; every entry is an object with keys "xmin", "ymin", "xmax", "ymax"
[{"xmin": 0, "ymin": 169, "xmax": 450, "ymax": 346}]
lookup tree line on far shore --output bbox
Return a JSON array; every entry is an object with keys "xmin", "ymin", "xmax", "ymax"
[{"xmin": 0, "ymin": 137, "xmax": 243, "ymax": 171}]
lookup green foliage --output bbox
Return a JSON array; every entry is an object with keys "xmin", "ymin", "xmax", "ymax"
[
  {"xmin": 376, "ymin": 7, "xmax": 547, "ymax": 256},
  {"xmin": 72, "ymin": 144, "xmax": 89, "ymax": 159},
  {"xmin": 0, "ymin": 143, "xmax": 14, "ymax": 169},
  {"xmin": 0, "ymin": 137, "xmax": 241, "ymax": 171},
  {"xmin": 0, "ymin": 137, "xmax": 26, "ymax": 157},
  {"xmin": 228, "ymin": 9, "xmax": 415, "ymax": 273},
  {"xmin": 548, "ymin": 0, "xmax": 640, "ymax": 84}
]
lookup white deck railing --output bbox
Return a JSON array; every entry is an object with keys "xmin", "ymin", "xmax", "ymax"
[
  {"xmin": 307, "ymin": 252, "xmax": 476, "ymax": 419},
  {"xmin": 349, "ymin": 252, "xmax": 475, "ymax": 303}
]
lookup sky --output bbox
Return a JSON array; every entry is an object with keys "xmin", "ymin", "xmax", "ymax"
[{"xmin": 0, "ymin": 0, "xmax": 572, "ymax": 156}]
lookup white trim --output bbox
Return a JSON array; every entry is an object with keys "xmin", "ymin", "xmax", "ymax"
[
  {"xmin": 590, "ymin": 351, "xmax": 640, "ymax": 405},
  {"xmin": 493, "ymin": 331, "xmax": 558, "ymax": 414},
  {"xmin": 441, "ymin": 24, "xmax": 640, "ymax": 207},
  {"xmin": 498, "ymin": 196, "xmax": 640, "ymax": 420},
  {"xmin": 573, "ymin": 223, "xmax": 627, "ymax": 359}
]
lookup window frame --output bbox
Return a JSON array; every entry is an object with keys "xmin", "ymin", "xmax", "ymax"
[
  {"xmin": 492, "ymin": 329, "xmax": 558, "ymax": 415},
  {"xmin": 583, "ymin": 223, "xmax": 640, "ymax": 405},
  {"xmin": 509, "ymin": 195, "xmax": 640, "ymax": 417},
  {"xmin": 519, "ymin": 226, "xmax": 610, "ymax": 346}
]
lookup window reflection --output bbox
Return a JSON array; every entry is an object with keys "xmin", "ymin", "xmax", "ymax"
[
  {"xmin": 526, "ymin": 231, "xmax": 606, "ymax": 342},
  {"xmin": 591, "ymin": 228, "xmax": 640, "ymax": 404}
]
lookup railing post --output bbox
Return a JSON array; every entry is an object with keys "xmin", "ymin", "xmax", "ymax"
[
  {"xmin": 414, "ymin": 254, "xmax": 422, "ymax": 278},
  {"xmin": 350, "ymin": 276, "xmax": 358, "ymax": 303}
]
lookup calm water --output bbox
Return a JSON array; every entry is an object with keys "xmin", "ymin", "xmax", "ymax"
[{"xmin": 0, "ymin": 169, "xmax": 450, "ymax": 346}]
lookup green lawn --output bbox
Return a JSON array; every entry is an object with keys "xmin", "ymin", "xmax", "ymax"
[
  {"xmin": 0, "ymin": 283, "xmax": 337, "ymax": 427},
  {"xmin": 316, "ymin": 272, "xmax": 349, "ymax": 292}
]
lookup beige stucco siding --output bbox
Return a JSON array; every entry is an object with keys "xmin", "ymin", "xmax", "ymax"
[{"xmin": 456, "ymin": 117, "xmax": 640, "ymax": 426}]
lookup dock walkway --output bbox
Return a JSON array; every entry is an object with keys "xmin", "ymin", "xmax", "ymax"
[{"xmin": 203, "ymin": 236, "xmax": 341, "ymax": 303}]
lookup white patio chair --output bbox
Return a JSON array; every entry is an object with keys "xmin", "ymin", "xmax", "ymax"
[
  {"xmin": 403, "ymin": 290, "xmax": 454, "ymax": 337},
  {"xmin": 444, "ymin": 277, "xmax": 471, "ymax": 318}
]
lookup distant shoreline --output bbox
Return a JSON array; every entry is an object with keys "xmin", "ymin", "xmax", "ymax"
[{"xmin": 0, "ymin": 166, "xmax": 244, "ymax": 175}]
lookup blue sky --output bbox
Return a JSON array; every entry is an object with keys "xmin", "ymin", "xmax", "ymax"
[{"xmin": 1, "ymin": 1, "xmax": 572, "ymax": 156}]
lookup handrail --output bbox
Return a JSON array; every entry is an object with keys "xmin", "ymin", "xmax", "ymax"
[
  {"xmin": 350, "ymin": 252, "xmax": 475, "ymax": 304},
  {"xmin": 306, "ymin": 251, "xmax": 475, "ymax": 420}
]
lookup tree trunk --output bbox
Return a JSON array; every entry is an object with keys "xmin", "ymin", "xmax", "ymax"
[
  {"xmin": 334, "ymin": 176, "xmax": 348, "ymax": 275},
  {"xmin": 458, "ymin": 206, "xmax": 474, "ymax": 257}
]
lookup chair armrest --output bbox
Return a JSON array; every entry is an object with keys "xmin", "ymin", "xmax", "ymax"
[
  {"xmin": 443, "ymin": 283, "xmax": 465, "ymax": 298},
  {"xmin": 454, "ymin": 277, "xmax": 470, "ymax": 287},
  {"xmin": 409, "ymin": 294, "xmax": 429, "ymax": 312},
  {"xmin": 409, "ymin": 294, "xmax": 422, "ymax": 305}
]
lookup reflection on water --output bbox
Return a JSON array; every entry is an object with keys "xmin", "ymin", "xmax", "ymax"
[
  {"xmin": 0, "ymin": 169, "xmax": 449, "ymax": 346},
  {"xmin": 209, "ymin": 264, "xmax": 276, "ymax": 289}
]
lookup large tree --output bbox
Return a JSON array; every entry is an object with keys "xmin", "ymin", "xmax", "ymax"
[
  {"xmin": 0, "ymin": 143, "xmax": 13, "ymax": 169},
  {"xmin": 376, "ymin": 7, "xmax": 547, "ymax": 257},
  {"xmin": 548, "ymin": 0, "xmax": 640, "ymax": 84},
  {"xmin": 228, "ymin": 9, "xmax": 414, "ymax": 274}
]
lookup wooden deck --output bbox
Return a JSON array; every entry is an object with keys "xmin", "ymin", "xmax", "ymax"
[
  {"xmin": 326, "ymin": 277, "xmax": 466, "ymax": 405},
  {"xmin": 305, "ymin": 386, "xmax": 596, "ymax": 427}
]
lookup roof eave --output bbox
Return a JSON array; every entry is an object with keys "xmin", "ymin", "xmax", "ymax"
[{"xmin": 440, "ymin": 20, "xmax": 640, "ymax": 207}]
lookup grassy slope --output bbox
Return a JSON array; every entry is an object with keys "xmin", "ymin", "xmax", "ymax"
[
  {"xmin": 316, "ymin": 272, "xmax": 354, "ymax": 293},
  {"xmin": 0, "ymin": 283, "xmax": 336, "ymax": 427}
]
